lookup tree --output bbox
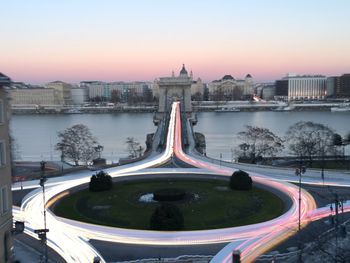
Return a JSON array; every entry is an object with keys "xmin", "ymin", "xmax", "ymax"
[
  {"xmin": 191, "ymin": 92, "xmax": 203, "ymax": 101},
  {"xmin": 230, "ymin": 170, "xmax": 252, "ymax": 190},
  {"xmin": 235, "ymin": 125, "xmax": 284, "ymax": 163},
  {"xmin": 333, "ymin": 133, "xmax": 343, "ymax": 146},
  {"xmin": 286, "ymin": 121, "xmax": 335, "ymax": 165},
  {"xmin": 56, "ymin": 124, "xmax": 100, "ymax": 165},
  {"xmin": 150, "ymin": 203, "xmax": 184, "ymax": 231},
  {"xmin": 110, "ymin": 89, "xmax": 121, "ymax": 103},
  {"xmin": 333, "ymin": 133, "xmax": 344, "ymax": 160},
  {"xmin": 125, "ymin": 137, "xmax": 144, "ymax": 158},
  {"xmin": 89, "ymin": 171, "xmax": 112, "ymax": 192}
]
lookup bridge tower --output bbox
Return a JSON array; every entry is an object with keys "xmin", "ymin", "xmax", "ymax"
[{"xmin": 157, "ymin": 64, "xmax": 192, "ymax": 113}]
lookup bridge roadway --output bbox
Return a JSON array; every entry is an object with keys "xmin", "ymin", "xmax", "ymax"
[{"xmin": 12, "ymin": 102, "xmax": 350, "ymax": 263}]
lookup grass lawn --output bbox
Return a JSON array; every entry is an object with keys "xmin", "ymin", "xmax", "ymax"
[{"xmin": 53, "ymin": 178, "xmax": 284, "ymax": 230}]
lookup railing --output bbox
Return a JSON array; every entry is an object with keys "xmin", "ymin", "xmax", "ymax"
[
  {"xmin": 180, "ymin": 103, "xmax": 189, "ymax": 148},
  {"xmin": 115, "ymin": 254, "xmax": 213, "ymax": 263}
]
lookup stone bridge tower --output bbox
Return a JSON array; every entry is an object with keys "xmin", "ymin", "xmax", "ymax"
[{"xmin": 158, "ymin": 65, "xmax": 192, "ymax": 113}]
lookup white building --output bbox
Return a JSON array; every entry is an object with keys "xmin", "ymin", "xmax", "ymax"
[
  {"xmin": 10, "ymin": 87, "xmax": 61, "ymax": 107},
  {"xmin": 282, "ymin": 74, "xmax": 327, "ymax": 100},
  {"xmin": 70, "ymin": 87, "xmax": 88, "ymax": 105},
  {"xmin": 207, "ymin": 74, "xmax": 254, "ymax": 100},
  {"xmin": 46, "ymin": 81, "xmax": 73, "ymax": 105}
]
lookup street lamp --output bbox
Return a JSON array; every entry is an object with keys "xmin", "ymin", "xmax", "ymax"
[
  {"xmin": 94, "ymin": 145, "xmax": 103, "ymax": 159},
  {"xmin": 295, "ymin": 159, "xmax": 306, "ymax": 263},
  {"xmin": 295, "ymin": 164, "xmax": 306, "ymax": 232},
  {"xmin": 219, "ymin": 153, "xmax": 222, "ymax": 168},
  {"xmin": 36, "ymin": 160, "xmax": 49, "ymax": 263}
]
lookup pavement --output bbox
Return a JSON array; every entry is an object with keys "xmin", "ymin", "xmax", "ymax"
[{"xmin": 14, "ymin": 234, "xmax": 66, "ymax": 263}]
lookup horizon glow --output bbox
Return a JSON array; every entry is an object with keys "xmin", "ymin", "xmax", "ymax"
[{"xmin": 1, "ymin": 0, "xmax": 350, "ymax": 84}]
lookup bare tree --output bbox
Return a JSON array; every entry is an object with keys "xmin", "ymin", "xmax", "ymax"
[
  {"xmin": 235, "ymin": 125, "xmax": 284, "ymax": 163},
  {"xmin": 125, "ymin": 137, "xmax": 144, "ymax": 158},
  {"xmin": 110, "ymin": 89, "xmax": 121, "ymax": 103},
  {"xmin": 286, "ymin": 121, "xmax": 335, "ymax": 165},
  {"xmin": 56, "ymin": 124, "xmax": 100, "ymax": 165}
]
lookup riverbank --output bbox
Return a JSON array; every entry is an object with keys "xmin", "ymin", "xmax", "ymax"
[{"xmin": 10, "ymin": 101, "xmax": 350, "ymax": 115}]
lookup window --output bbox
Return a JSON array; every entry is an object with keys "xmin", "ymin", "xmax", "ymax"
[
  {"xmin": 1, "ymin": 186, "xmax": 9, "ymax": 215},
  {"xmin": 0, "ymin": 99, "xmax": 3, "ymax": 123},
  {"xmin": 0, "ymin": 141, "xmax": 5, "ymax": 166}
]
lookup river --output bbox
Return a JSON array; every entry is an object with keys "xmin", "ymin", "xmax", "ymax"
[{"xmin": 10, "ymin": 111, "xmax": 350, "ymax": 162}]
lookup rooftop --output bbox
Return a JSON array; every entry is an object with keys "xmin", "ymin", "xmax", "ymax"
[{"xmin": 0, "ymin": 72, "xmax": 11, "ymax": 86}]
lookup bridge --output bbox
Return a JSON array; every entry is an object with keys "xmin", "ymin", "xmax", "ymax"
[{"xmin": 12, "ymin": 100, "xmax": 350, "ymax": 263}]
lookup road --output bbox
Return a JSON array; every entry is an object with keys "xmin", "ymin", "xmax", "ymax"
[{"xmin": 12, "ymin": 102, "xmax": 350, "ymax": 263}]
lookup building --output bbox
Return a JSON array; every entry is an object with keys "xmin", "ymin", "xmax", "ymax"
[
  {"xmin": 326, "ymin": 74, "xmax": 350, "ymax": 99},
  {"xmin": 207, "ymin": 74, "xmax": 254, "ymax": 101},
  {"xmin": 256, "ymin": 83, "xmax": 276, "ymax": 101},
  {"xmin": 46, "ymin": 81, "xmax": 73, "ymax": 105},
  {"xmin": 10, "ymin": 87, "xmax": 61, "ymax": 107},
  {"xmin": 191, "ymin": 78, "xmax": 205, "ymax": 100},
  {"xmin": 0, "ymin": 73, "xmax": 13, "ymax": 262},
  {"xmin": 157, "ymin": 65, "xmax": 192, "ymax": 113},
  {"xmin": 84, "ymin": 81, "xmax": 153, "ymax": 103},
  {"xmin": 70, "ymin": 86, "xmax": 88, "ymax": 105},
  {"xmin": 275, "ymin": 74, "xmax": 327, "ymax": 101}
]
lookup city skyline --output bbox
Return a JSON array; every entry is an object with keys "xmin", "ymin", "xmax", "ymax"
[{"xmin": 1, "ymin": 0, "xmax": 350, "ymax": 84}]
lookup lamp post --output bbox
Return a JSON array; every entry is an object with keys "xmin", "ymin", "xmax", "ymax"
[
  {"xmin": 60, "ymin": 153, "xmax": 64, "ymax": 175},
  {"xmin": 38, "ymin": 160, "xmax": 49, "ymax": 263},
  {"xmin": 295, "ymin": 163, "xmax": 306, "ymax": 232},
  {"xmin": 94, "ymin": 145, "xmax": 103, "ymax": 159},
  {"xmin": 295, "ymin": 158, "xmax": 306, "ymax": 262},
  {"xmin": 219, "ymin": 153, "xmax": 222, "ymax": 168}
]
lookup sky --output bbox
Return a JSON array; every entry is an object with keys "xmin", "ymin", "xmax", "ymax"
[{"xmin": 1, "ymin": 0, "xmax": 350, "ymax": 84}]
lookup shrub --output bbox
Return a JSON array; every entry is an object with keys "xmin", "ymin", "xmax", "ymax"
[
  {"xmin": 150, "ymin": 203, "xmax": 184, "ymax": 230},
  {"xmin": 89, "ymin": 171, "xmax": 112, "ymax": 192},
  {"xmin": 230, "ymin": 170, "xmax": 252, "ymax": 191}
]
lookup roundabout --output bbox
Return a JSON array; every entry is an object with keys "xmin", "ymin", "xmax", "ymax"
[{"xmin": 52, "ymin": 175, "xmax": 286, "ymax": 231}]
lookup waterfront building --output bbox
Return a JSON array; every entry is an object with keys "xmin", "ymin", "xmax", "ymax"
[
  {"xmin": 326, "ymin": 74, "xmax": 350, "ymax": 99},
  {"xmin": 70, "ymin": 86, "xmax": 88, "ymax": 105},
  {"xmin": 207, "ymin": 74, "xmax": 254, "ymax": 101},
  {"xmin": 0, "ymin": 73, "xmax": 13, "ymax": 262},
  {"xmin": 256, "ymin": 83, "xmax": 276, "ymax": 101},
  {"xmin": 10, "ymin": 87, "xmax": 61, "ymax": 107},
  {"xmin": 275, "ymin": 74, "xmax": 326, "ymax": 101},
  {"xmin": 191, "ymin": 78, "xmax": 205, "ymax": 100},
  {"xmin": 46, "ymin": 81, "xmax": 73, "ymax": 105},
  {"xmin": 157, "ymin": 65, "xmax": 192, "ymax": 113},
  {"xmin": 84, "ymin": 81, "xmax": 153, "ymax": 103}
]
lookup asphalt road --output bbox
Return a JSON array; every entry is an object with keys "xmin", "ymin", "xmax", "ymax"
[{"xmin": 90, "ymin": 240, "xmax": 227, "ymax": 262}]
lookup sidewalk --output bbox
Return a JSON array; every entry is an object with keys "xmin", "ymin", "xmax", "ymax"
[{"xmin": 14, "ymin": 234, "xmax": 66, "ymax": 263}]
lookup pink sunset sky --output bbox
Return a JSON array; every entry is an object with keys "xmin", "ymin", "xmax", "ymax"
[{"xmin": 1, "ymin": 0, "xmax": 349, "ymax": 84}]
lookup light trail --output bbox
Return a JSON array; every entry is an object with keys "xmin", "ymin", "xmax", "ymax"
[
  {"xmin": 12, "ymin": 101, "xmax": 350, "ymax": 263},
  {"xmin": 171, "ymin": 102, "xmax": 349, "ymax": 263},
  {"xmin": 14, "ymin": 103, "xmax": 179, "ymax": 262}
]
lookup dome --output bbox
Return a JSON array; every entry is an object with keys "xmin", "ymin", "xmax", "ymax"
[
  {"xmin": 222, "ymin": 75, "xmax": 235, "ymax": 80},
  {"xmin": 246, "ymin": 74, "xmax": 252, "ymax": 78},
  {"xmin": 179, "ymin": 64, "xmax": 188, "ymax": 76}
]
